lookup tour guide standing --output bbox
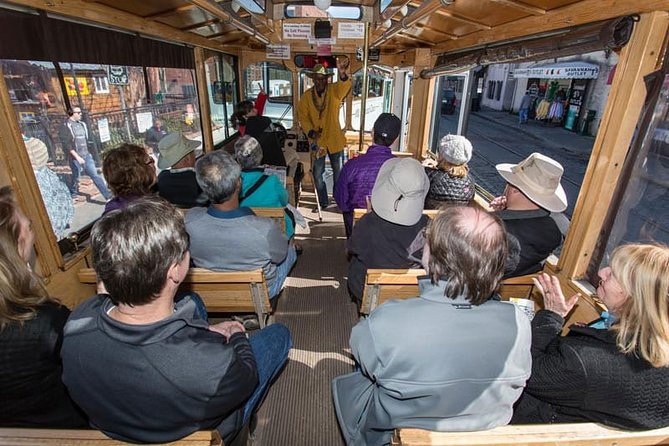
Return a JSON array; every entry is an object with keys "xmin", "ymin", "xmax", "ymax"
[
  {"xmin": 59, "ymin": 107, "xmax": 111, "ymax": 200},
  {"xmin": 297, "ymin": 57, "xmax": 351, "ymax": 208}
]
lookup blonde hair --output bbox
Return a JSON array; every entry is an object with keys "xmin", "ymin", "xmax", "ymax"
[
  {"xmin": 437, "ymin": 160, "xmax": 469, "ymax": 178},
  {"xmin": 0, "ymin": 187, "xmax": 50, "ymax": 331},
  {"xmin": 610, "ymin": 243, "xmax": 669, "ymax": 367}
]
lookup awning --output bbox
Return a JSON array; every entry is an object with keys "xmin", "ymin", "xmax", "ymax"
[{"xmin": 513, "ymin": 61, "xmax": 600, "ymax": 79}]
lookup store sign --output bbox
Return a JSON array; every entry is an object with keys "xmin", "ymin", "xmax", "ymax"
[
  {"xmin": 355, "ymin": 47, "xmax": 380, "ymax": 62},
  {"xmin": 98, "ymin": 117, "xmax": 111, "ymax": 143},
  {"xmin": 64, "ymin": 77, "xmax": 89, "ymax": 96},
  {"xmin": 338, "ymin": 22, "xmax": 364, "ymax": 39},
  {"xmin": 136, "ymin": 112, "xmax": 153, "ymax": 133},
  {"xmin": 267, "ymin": 44, "xmax": 291, "ymax": 60},
  {"xmin": 108, "ymin": 66, "xmax": 129, "ymax": 85},
  {"xmin": 283, "ymin": 23, "xmax": 311, "ymax": 40},
  {"xmin": 514, "ymin": 65, "xmax": 600, "ymax": 79}
]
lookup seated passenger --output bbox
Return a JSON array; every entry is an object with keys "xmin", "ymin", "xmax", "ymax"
[
  {"xmin": 230, "ymin": 87, "xmax": 268, "ymax": 136},
  {"xmin": 334, "ymin": 113, "xmax": 401, "ymax": 237},
  {"xmin": 235, "ymin": 135, "xmax": 294, "ymax": 239},
  {"xmin": 102, "ymin": 143, "xmax": 157, "ymax": 214},
  {"xmin": 24, "ymin": 135, "xmax": 74, "ymax": 239},
  {"xmin": 61, "ymin": 198, "xmax": 291, "ymax": 444},
  {"xmin": 347, "ymin": 158, "xmax": 429, "ymax": 302},
  {"xmin": 489, "ymin": 152, "xmax": 566, "ymax": 277},
  {"xmin": 424, "ymin": 134, "xmax": 475, "ymax": 209},
  {"xmin": 0, "ymin": 186, "xmax": 87, "ymax": 428},
  {"xmin": 333, "ymin": 206, "xmax": 532, "ymax": 445},
  {"xmin": 232, "ymin": 89, "xmax": 286, "ymax": 167},
  {"xmin": 157, "ymin": 132, "xmax": 205, "ymax": 208},
  {"xmin": 512, "ymin": 243, "xmax": 669, "ymax": 430},
  {"xmin": 186, "ymin": 151, "xmax": 296, "ymax": 299}
]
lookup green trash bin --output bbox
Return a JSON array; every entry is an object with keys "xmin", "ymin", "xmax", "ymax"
[{"xmin": 580, "ymin": 110, "xmax": 596, "ymax": 136}]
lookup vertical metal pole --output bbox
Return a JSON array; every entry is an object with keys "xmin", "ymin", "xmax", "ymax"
[{"xmin": 358, "ymin": 23, "xmax": 370, "ymax": 151}]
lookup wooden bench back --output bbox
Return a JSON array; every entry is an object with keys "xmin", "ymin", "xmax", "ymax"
[
  {"xmin": 391, "ymin": 423, "xmax": 669, "ymax": 445},
  {"xmin": 360, "ymin": 269, "xmax": 538, "ymax": 316},
  {"xmin": 175, "ymin": 207, "xmax": 286, "ymax": 234},
  {"xmin": 0, "ymin": 429, "xmax": 222, "ymax": 445},
  {"xmin": 78, "ymin": 268, "xmax": 273, "ymax": 327},
  {"xmin": 353, "ymin": 209, "xmax": 439, "ymax": 225},
  {"xmin": 360, "ymin": 269, "xmax": 427, "ymax": 315},
  {"xmin": 250, "ymin": 207, "xmax": 286, "ymax": 234}
]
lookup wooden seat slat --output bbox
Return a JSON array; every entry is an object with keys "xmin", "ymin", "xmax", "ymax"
[
  {"xmin": 391, "ymin": 423, "xmax": 669, "ymax": 445},
  {"xmin": 78, "ymin": 267, "xmax": 272, "ymax": 325},
  {"xmin": 0, "ymin": 429, "xmax": 222, "ymax": 445},
  {"xmin": 360, "ymin": 269, "xmax": 538, "ymax": 316}
]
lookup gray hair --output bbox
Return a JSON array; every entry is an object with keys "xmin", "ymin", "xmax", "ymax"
[
  {"xmin": 195, "ymin": 150, "xmax": 241, "ymax": 204},
  {"xmin": 425, "ymin": 206, "xmax": 507, "ymax": 305},
  {"xmin": 90, "ymin": 197, "xmax": 189, "ymax": 306},
  {"xmin": 234, "ymin": 135, "xmax": 263, "ymax": 169}
]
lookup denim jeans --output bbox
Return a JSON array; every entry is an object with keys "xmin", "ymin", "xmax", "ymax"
[
  {"xmin": 519, "ymin": 108, "xmax": 529, "ymax": 124},
  {"xmin": 242, "ymin": 323, "xmax": 292, "ymax": 421},
  {"xmin": 70, "ymin": 153, "xmax": 111, "ymax": 199},
  {"xmin": 268, "ymin": 245, "xmax": 297, "ymax": 298},
  {"xmin": 311, "ymin": 150, "xmax": 343, "ymax": 207}
]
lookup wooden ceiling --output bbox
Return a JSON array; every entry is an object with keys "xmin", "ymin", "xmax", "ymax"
[{"xmin": 4, "ymin": 0, "xmax": 669, "ymax": 56}]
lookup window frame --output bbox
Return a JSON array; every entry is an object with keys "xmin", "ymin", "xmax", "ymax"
[{"xmin": 93, "ymin": 75, "xmax": 109, "ymax": 93}]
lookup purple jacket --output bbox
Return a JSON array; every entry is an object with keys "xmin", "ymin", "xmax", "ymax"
[{"xmin": 334, "ymin": 145, "xmax": 394, "ymax": 213}]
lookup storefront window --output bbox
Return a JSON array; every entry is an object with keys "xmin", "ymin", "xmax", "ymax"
[
  {"xmin": 242, "ymin": 62, "xmax": 293, "ymax": 128},
  {"xmin": 2, "ymin": 59, "xmax": 203, "ymax": 248}
]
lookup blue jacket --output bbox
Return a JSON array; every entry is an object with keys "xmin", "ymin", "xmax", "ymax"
[{"xmin": 239, "ymin": 169, "xmax": 293, "ymax": 238}]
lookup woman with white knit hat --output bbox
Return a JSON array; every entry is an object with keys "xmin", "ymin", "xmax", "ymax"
[{"xmin": 424, "ymin": 134, "xmax": 475, "ymax": 209}]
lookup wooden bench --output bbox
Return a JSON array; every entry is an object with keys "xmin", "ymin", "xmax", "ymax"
[
  {"xmin": 176, "ymin": 207, "xmax": 286, "ymax": 235},
  {"xmin": 78, "ymin": 268, "xmax": 273, "ymax": 327},
  {"xmin": 353, "ymin": 208, "xmax": 440, "ymax": 225},
  {"xmin": 360, "ymin": 269, "xmax": 539, "ymax": 316},
  {"xmin": 391, "ymin": 423, "xmax": 669, "ymax": 445},
  {"xmin": 249, "ymin": 207, "xmax": 286, "ymax": 235},
  {"xmin": 360, "ymin": 269, "xmax": 427, "ymax": 316},
  {"xmin": 0, "ymin": 429, "xmax": 222, "ymax": 445}
]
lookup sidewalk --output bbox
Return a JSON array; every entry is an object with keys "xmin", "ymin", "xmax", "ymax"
[{"xmin": 472, "ymin": 107, "xmax": 595, "ymax": 156}]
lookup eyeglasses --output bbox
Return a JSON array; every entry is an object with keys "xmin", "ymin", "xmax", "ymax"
[{"xmin": 145, "ymin": 157, "xmax": 155, "ymax": 165}]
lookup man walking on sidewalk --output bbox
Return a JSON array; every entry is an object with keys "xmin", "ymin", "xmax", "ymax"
[
  {"xmin": 59, "ymin": 107, "xmax": 111, "ymax": 201},
  {"xmin": 518, "ymin": 91, "xmax": 532, "ymax": 124}
]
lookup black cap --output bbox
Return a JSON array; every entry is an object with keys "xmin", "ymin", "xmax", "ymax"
[{"xmin": 373, "ymin": 113, "xmax": 402, "ymax": 143}]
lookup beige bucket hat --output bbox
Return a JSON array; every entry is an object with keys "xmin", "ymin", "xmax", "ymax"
[
  {"xmin": 157, "ymin": 132, "xmax": 200, "ymax": 169},
  {"xmin": 496, "ymin": 152, "xmax": 568, "ymax": 213},
  {"xmin": 371, "ymin": 158, "xmax": 430, "ymax": 226}
]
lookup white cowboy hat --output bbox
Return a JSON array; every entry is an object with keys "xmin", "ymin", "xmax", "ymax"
[{"xmin": 496, "ymin": 152, "xmax": 568, "ymax": 213}]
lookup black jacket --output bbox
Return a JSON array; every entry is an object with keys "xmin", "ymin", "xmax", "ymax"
[
  {"xmin": 498, "ymin": 209, "xmax": 562, "ymax": 277},
  {"xmin": 347, "ymin": 211, "xmax": 428, "ymax": 300},
  {"xmin": 0, "ymin": 302, "xmax": 87, "ymax": 428},
  {"xmin": 424, "ymin": 167, "xmax": 474, "ymax": 208},
  {"xmin": 62, "ymin": 295, "xmax": 257, "ymax": 443},
  {"xmin": 512, "ymin": 310, "xmax": 669, "ymax": 430}
]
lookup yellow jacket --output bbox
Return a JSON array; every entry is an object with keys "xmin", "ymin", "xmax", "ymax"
[{"xmin": 297, "ymin": 77, "xmax": 351, "ymax": 155}]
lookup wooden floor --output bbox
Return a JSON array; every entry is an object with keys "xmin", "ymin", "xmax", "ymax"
[{"xmin": 253, "ymin": 191, "xmax": 358, "ymax": 445}]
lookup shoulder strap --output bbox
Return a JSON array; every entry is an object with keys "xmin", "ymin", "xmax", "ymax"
[{"xmin": 240, "ymin": 174, "xmax": 269, "ymax": 201}]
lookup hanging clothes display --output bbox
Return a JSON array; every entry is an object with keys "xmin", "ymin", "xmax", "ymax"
[
  {"xmin": 535, "ymin": 99, "xmax": 551, "ymax": 120},
  {"xmin": 548, "ymin": 99, "xmax": 565, "ymax": 121}
]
